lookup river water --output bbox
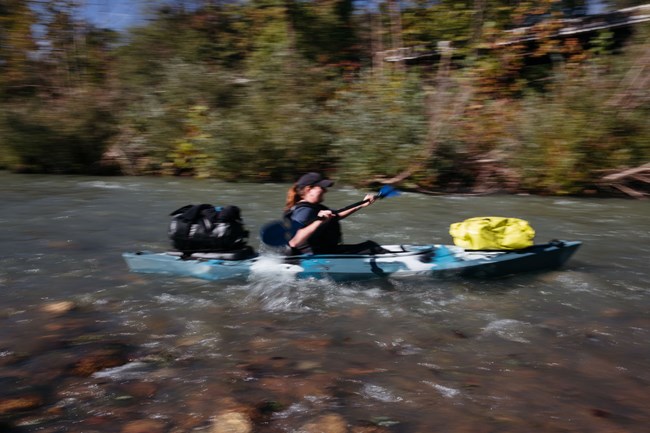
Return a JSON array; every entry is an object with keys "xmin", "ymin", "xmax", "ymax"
[{"xmin": 1, "ymin": 172, "xmax": 648, "ymax": 432}]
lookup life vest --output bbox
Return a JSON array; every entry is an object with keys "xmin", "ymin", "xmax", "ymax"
[
  {"xmin": 284, "ymin": 202, "xmax": 342, "ymax": 254},
  {"xmin": 169, "ymin": 204, "xmax": 249, "ymax": 254}
]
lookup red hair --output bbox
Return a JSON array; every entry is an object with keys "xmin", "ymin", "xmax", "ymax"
[{"xmin": 284, "ymin": 184, "xmax": 306, "ymax": 211}]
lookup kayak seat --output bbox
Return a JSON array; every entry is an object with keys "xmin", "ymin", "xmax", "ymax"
[{"xmin": 417, "ymin": 249, "xmax": 435, "ymax": 263}]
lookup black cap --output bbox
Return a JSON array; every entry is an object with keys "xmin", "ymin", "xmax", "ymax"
[{"xmin": 296, "ymin": 172, "xmax": 334, "ymax": 188}]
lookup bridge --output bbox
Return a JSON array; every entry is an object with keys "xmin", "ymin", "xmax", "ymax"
[
  {"xmin": 497, "ymin": 4, "xmax": 650, "ymax": 46},
  {"xmin": 381, "ymin": 4, "xmax": 650, "ymax": 62}
]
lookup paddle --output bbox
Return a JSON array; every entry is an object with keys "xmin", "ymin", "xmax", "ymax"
[{"xmin": 260, "ymin": 185, "xmax": 400, "ymax": 247}]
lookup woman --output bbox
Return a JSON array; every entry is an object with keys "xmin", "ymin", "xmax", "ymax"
[{"xmin": 284, "ymin": 172, "xmax": 386, "ymax": 255}]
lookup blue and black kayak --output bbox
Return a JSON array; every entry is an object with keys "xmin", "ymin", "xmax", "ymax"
[{"xmin": 122, "ymin": 240, "xmax": 581, "ymax": 282}]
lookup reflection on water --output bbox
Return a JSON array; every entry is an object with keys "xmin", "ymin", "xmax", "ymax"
[{"xmin": 0, "ymin": 172, "xmax": 649, "ymax": 432}]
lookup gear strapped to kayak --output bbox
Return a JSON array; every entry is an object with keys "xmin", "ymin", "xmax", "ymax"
[
  {"xmin": 449, "ymin": 217, "xmax": 535, "ymax": 250},
  {"xmin": 169, "ymin": 204, "xmax": 249, "ymax": 254}
]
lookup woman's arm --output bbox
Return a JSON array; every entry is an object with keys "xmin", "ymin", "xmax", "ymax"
[
  {"xmin": 336, "ymin": 194, "xmax": 376, "ymax": 220},
  {"xmin": 288, "ymin": 209, "xmax": 335, "ymax": 249}
]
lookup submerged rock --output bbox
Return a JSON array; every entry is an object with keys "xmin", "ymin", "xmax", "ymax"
[
  {"xmin": 71, "ymin": 343, "xmax": 131, "ymax": 376},
  {"xmin": 121, "ymin": 419, "xmax": 166, "ymax": 433},
  {"xmin": 118, "ymin": 381, "xmax": 158, "ymax": 399},
  {"xmin": 40, "ymin": 301, "xmax": 76, "ymax": 315},
  {"xmin": 0, "ymin": 394, "xmax": 44, "ymax": 414},
  {"xmin": 351, "ymin": 426, "xmax": 391, "ymax": 433},
  {"xmin": 211, "ymin": 410, "xmax": 253, "ymax": 433},
  {"xmin": 299, "ymin": 413, "xmax": 348, "ymax": 433}
]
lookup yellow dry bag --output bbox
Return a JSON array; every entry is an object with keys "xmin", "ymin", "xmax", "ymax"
[{"xmin": 449, "ymin": 217, "xmax": 535, "ymax": 250}]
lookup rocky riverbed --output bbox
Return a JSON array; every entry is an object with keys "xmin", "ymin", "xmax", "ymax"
[
  {"xmin": 2, "ymin": 297, "xmax": 649, "ymax": 433},
  {"xmin": 1, "ymin": 301, "xmax": 398, "ymax": 433}
]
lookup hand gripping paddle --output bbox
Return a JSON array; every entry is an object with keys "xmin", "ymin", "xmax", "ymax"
[{"xmin": 260, "ymin": 185, "xmax": 400, "ymax": 247}]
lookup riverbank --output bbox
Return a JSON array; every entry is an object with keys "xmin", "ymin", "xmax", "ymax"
[{"xmin": 3, "ymin": 166, "xmax": 649, "ymax": 200}]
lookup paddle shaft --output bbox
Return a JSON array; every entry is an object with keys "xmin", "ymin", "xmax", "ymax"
[
  {"xmin": 325, "ymin": 190, "xmax": 390, "ymax": 218},
  {"xmin": 333, "ymin": 198, "xmax": 372, "ymax": 215}
]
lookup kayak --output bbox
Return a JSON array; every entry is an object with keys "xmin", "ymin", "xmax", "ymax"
[{"xmin": 122, "ymin": 240, "xmax": 581, "ymax": 282}]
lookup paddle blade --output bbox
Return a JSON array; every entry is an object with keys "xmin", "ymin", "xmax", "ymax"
[
  {"xmin": 259, "ymin": 220, "xmax": 290, "ymax": 247},
  {"xmin": 260, "ymin": 219, "xmax": 303, "ymax": 247},
  {"xmin": 377, "ymin": 185, "xmax": 400, "ymax": 199}
]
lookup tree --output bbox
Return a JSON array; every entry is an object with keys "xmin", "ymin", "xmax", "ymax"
[{"xmin": 0, "ymin": 0, "xmax": 38, "ymax": 98}]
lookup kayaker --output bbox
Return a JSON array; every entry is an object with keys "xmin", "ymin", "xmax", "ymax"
[{"xmin": 284, "ymin": 172, "xmax": 387, "ymax": 255}]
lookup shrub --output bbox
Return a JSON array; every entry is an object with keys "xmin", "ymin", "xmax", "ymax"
[{"xmin": 1, "ymin": 91, "xmax": 118, "ymax": 174}]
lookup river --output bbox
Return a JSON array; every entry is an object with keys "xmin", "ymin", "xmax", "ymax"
[{"xmin": 1, "ymin": 172, "xmax": 648, "ymax": 432}]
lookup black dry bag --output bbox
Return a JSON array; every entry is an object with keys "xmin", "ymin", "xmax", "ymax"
[{"xmin": 168, "ymin": 204, "xmax": 248, "ymax": 254}]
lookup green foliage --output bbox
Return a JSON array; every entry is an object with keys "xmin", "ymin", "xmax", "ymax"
[
  {"xmin": 207, "ymin": 49, "xmax": 338, "ymax": 181},
  {"xmin": 112, "ymin": 58, "xmax": 244, "ymax": 173},
  {"xmin": 589, "ymin": 30, "xmax": 616, "ymax": 57},
  {"xmin": 325, "ymin": 73, "xmax": 428, "ymax": 183},
  {"xmin": 402, "ymin": 1, "xmax": 475, "ymax": 54},
  {"xmin": 512, "ymin": 70, "xmax": 650, "ymax": 194},
  {"xmin": 162, "ymin": 105, "xmax": 214, "ymax": 178},
  {"xmin": 290, "ymin": 0, "xmax": 361, "ymax": 66},
  {"xmin": 0, "ymin": 0, "xmax": 38, "ymax": 99},
  {"xmin": 1, "ymin": 91, "xmax": 118, "ymax": 173},
  {"xmin": 0, "ymin": 0, "xmax": 647, "ymax": 197},
  {"xmin": 203, "ymin": 98, "xmax": 335, "ymax": 181}
]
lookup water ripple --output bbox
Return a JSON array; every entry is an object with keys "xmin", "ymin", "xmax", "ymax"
[
  {"xmin": 360, "ymin": 384, "xmax": 404, "ymax": 403},
  {"xmin": 481, "ymin": 319, "xmax": 532, "ymax": 343}
]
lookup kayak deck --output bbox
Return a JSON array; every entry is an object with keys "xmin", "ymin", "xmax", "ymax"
[{"xmin": 122, "ymin": 240, "xmax": 581, "ymax": 282}]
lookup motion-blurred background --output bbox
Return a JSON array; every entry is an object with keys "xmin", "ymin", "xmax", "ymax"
[{"xmin": 1, "ymin": 0, "xmax": 648, "ymax": 196}]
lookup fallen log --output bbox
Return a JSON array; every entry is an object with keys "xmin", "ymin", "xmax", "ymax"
[
  {"xmin": 601, "ymin": 163, "xmax": 650, "ymax": 182},
  {"xmin": 599, "ymin": 163, "xmax": 650, "ymax": 198}
]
